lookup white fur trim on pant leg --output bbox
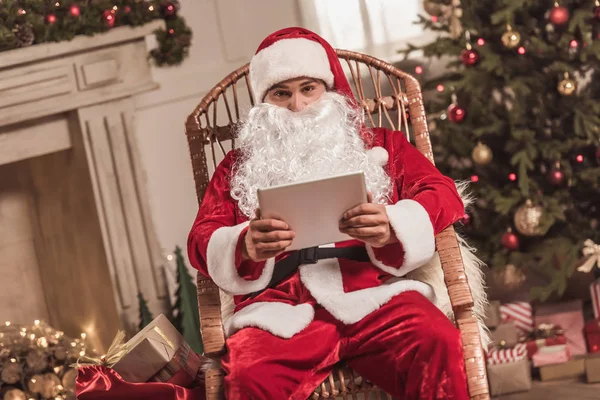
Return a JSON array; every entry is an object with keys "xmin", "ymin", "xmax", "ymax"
[
  {"xmin": 224, "ymin": 302, "xmax": 314, "ymax": 339},
  {"xmin": 367, "ymin": 146, "xmax": 389, "ymax": 167},
  {"xmin": 250, "ymin": 38, "xmax": 335, "ymax": 103},
  {"xmin": 385, "ymin": 200, "xmax": 435, "ymax": 273},
  {"xmin": 207, "ymin": 221, "xmax": 275, "ymax": 295},
  {"xmin": 299, "ymin": 258, "xmax": 434, "ymax": 325}
]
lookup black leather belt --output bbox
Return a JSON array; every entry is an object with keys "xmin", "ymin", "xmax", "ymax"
[{"xmin": 249, "ymin": 246, "xmax": 369, "ymax": 298}]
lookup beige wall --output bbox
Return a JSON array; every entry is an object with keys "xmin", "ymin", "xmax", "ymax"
[{"xmin": 132, "ymin": 0, "xmax": 301, "ymax": 282}]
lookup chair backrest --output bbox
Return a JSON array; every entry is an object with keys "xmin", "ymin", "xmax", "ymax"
[{"xmin": 184, "ymin": 49, "xmax": 433, "ymax": 204}]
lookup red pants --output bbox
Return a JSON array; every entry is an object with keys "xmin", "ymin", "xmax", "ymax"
[{"xmin": 222, "ymin": 291, "xmax": 468, "ymax": 400}]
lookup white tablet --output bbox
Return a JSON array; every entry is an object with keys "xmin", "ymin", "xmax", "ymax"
[{"xmin": 257, "ymin": 171, "xmax": 368, "ymax": 251}]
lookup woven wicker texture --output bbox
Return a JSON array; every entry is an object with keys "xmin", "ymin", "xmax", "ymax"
[{"xmin": 186, "ymin": 49, "xmax": 490, "ymax": 400}]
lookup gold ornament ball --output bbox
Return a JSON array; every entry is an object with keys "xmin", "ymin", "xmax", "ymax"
[
  {"xmin": 62, "ymin": 368, "xmax": 78, "ymax": 392},
  {"xmin": 501, "ymin": 30, "xmax": 521, "ymax": 48},
  {"xmin": 423, "ymin": 1, "xmax": 443, "ymax": 16},
  {"xmin": 558, "ymin": 77, "xmax": 576, "ymax": 96},
  {"xmin": 0, "ymin": 362, "xmax": 22, "ymax": 384},
  {"xmin": 472, "ymin": 142, "xmax": 493, "ymax": 165},
  {"xmin": 40, "ymin": 373, "xmax": 62, "ymax": 398},
  {"xmin": 513, "ymin": 200, "xmax": 544, "ymax": 236}
]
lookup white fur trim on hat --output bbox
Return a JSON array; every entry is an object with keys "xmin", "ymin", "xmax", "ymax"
[{"xmin": 249, "ymin": 38, "xmax": 335, "ymax": 103}]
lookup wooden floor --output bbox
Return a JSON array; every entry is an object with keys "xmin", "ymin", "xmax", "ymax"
[{"xmin": 495, "ymin": 378, "xmax": 600, "ymax": 399}]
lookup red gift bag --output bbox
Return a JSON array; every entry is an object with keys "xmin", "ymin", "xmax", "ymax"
[{"xmin": 76, "ymin": 366, "xmax": 206, "ymax": 400}]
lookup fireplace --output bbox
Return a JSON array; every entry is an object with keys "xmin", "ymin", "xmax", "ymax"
[{"xmin": 0, "ymin": 22, "xmax": 169, "ymax": 352}]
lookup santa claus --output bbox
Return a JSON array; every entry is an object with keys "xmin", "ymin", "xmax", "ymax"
[{"xmin": 188, "ymin": 27, "xmax": 485, "ymax": 400}]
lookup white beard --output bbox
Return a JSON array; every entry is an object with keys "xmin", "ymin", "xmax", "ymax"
[{"xmin": 230, "ymin": 92, "xmax": 393, "ymax": 218}]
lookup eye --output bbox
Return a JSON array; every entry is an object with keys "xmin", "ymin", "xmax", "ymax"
[
  {"xmin": 302, "ymin": 85, "xmax": 315, "ymax": 93},
  {"xmin": 273, "ymin": 90, "xmax": 290, "ymax": 98}
]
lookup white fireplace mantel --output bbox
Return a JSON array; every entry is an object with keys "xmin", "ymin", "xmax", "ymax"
[{"xmin": 0, "ymin": 21, "xmax": 170, "ymax": 350}]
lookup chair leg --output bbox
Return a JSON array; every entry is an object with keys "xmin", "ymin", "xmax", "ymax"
[
  {"xmin": 205, "ymin": 366, "xmax": 225, "ymax": 400},
  {"xmin": 436, "ymin": 226, "xmax": 490, "ymax": 400}
]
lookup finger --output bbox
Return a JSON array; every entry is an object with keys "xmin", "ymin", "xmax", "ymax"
[
  {"xmin": 339, "ymin": 215, "xmax": 385, "ymax": 229},
  {"xmin": 251, "ymin": 218, "xmax": 289, "ymax": 232},
  {"xmin": 342, "ymin": 203, "xmax": 380, "ymax": 220},
  {"xmin": 255, "ymin": 208, "xmax": 261, "ymax": 219},
  {"xmin": 256, "ymin": 240, "xmax": 293, "ymax": 252},
  {"xmin": 255, "ymin": 230, "xmax": 296, "ymax": 242},
  {"xmin": 367, "ymin": 192, "xmax": 373, "ymax": 203},
  {"xmin": 340, "ymin": 226, "xmax": 386, "ymax": 237}
]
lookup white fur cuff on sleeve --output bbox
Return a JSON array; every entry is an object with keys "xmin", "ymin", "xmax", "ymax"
[
  {"xmin": 368, "ymin": 200, "xmax": 435, "ymax": 276},
  {"xmin": 207, "ymin": 221, "xmax": 275, "ymax": 295}
]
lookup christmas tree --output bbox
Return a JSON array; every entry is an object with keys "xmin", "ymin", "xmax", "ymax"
[
  {"xmin": 403, "ymin": 0, "xmax": 600, "ymax": 300},
  {"xmin": 172, "ymin": 246, "xmax": 203, "ymax": 354},
  {"xmin": 137, "ymin": 291, "xmax": 154, "ymax": 331}
]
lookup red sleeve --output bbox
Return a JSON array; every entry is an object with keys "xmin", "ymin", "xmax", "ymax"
[
  {"xmin": 367, "ymin": 130, "xmax": 464, "ymax": 275},
  {"xmin": 187, "ymin": 151, "xmax": 276, "ymax": 295}
]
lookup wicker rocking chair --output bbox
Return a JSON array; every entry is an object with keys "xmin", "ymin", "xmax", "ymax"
[{"xmin": 185, "ymin": 49, "xmax": 490, "ymax": 400}]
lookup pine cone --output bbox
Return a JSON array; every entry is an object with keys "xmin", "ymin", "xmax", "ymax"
[{"xmin": 14, "ymin": 24, "xmax": 34, "ymax": 48}]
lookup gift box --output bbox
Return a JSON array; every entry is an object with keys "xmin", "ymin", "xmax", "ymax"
[
  {"xmin": 484, "ymin": 300, "xmax": 501, "ymax": 329},
  {"xmin": 585, "ymin": 354, "xmax": 600, "ymax": 383},
  {"xmin": 487, "ymin": 359, "xmax": 532, "ymax": 396},
  {"xmin": 490, "ymin": 322, "xmax": 519, "ymax": 348},
  {"xmin": 524, "ymin": 334, "xmax": 567, "ymax": 358},
  {"xmin": 112, "ymin": 314, "xmax": 202, "ymax": 386},
  {"xmin": 584, "ymin": 319, "xmax": 600, "ymax": 354},
  {"xmin": 486, "ymin": 343, "xmax": 527, "ymax": 365},
  {"xmin": 500, "ymin": 301, "xmax": 534, "ymax": 335},
  {"xmin": 532, "ymin": 344, "xmax": 570, "ymax": 368},
  {"xmin": 539, "ymin": 357, "xmax": 586, "ymax": 381},
  {"xmin": 534, "ymin": 299, "xmax": 587, "ymax": 356},
  {"xmin": 591, "ymin": 279, "xmax": 600, "ymax": 319}
]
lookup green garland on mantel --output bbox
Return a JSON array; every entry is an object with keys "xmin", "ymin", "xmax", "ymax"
[{"xmin": 0, "ymin": 0, "xmax": 192, "ymax": 66}]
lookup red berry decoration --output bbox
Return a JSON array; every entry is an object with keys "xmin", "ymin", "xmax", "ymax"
[
  {"xmin": 502, "ymin": 229, "xmax": 520, "ymax": 250},
  {"xmin": 46, "ymin": 13, "xmax": 57, "ymax": 24},
  {"xmin": 103, "ymin": 10, "xmax": 116, "ymax": 27},
  {"xmin": 461, "ymin": 213, "xmax": 471, "ymax": 226},
  {"xmin": 69, "ymin": 4, "xmax": 81, "ymax": 17},
  {"xmin": 549, "ymin": 4, "xmax": 570, "ymax": 26},
  {"xmin": 460, "ymin": 48, "xmax": 479, "ymax": 66},
  {"xmin": 447, "ymin": 103, "xmax": 467, "ymax": 123},
  {"xmin": 124, "ymin": 6, "xmax": 132, "ymax": 13},
  {"xmin": 162, "ymin": 2, "xmax": 177, "ymax": 17}
]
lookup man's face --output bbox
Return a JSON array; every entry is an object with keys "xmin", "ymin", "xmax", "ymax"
[{"xmin": 263, "ymin": 77, "xmax": 327, "ymax": 111}]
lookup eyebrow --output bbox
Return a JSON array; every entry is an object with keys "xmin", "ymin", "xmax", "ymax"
[{"xmin": 268, "ymin": 78, "xmax": 319, "ymax": 91}]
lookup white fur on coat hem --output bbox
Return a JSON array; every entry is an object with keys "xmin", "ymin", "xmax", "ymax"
[
  {"xmin": 299, "ymin": 258, "xmax": 434, "ymax": 325},
  {"xmin": 224, "ymin": 302, "xmax": 314, "ymax": 339},
  {"xmin": 385, "ymin": 200, "xmax": 435, "ymax": 273},
  {"xmin": 207, "ymin": 222, "xmax": 275, "ymax": 295}
]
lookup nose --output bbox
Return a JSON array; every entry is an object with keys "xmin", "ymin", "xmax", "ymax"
[{"xmin": 288, "ymin": 94, "xmax": 305, "ymax": 112}]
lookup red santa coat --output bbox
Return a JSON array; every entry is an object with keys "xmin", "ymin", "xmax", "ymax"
[{"xmin": 188, "ymin": 127, "xmax": 464, "ymax": 339}]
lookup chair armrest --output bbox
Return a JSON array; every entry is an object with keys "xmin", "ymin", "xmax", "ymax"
[
  {"xmin": 197, "ymin": 274, "xmax": 226, "ymax": 357},
  {"xmin": 436, "ymin": 225, "xmax": 473, "ymax": 310}
]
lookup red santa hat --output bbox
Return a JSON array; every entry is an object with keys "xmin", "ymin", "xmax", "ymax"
[{"xmin": 249, "ymin": 27, "xmax": 355, "ymax": 104}]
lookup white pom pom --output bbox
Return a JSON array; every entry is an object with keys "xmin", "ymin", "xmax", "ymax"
[{"xmin": 367, "ymin": 146, "xmax": 389, "ymax": 166}]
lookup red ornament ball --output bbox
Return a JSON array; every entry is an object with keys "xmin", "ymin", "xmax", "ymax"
[
  {"xmin": 593, "ymin": 6, "xmax": 600, "ymax": 21},
  {"xmin": 103, "ymin": 10, "xmax": 115, "ymax": 27},
  {"xmin": 501, "ymin": 230, "xmax": 520, "ymax": 250},
  {"xmin": 548, "ymin": 167, "xmax": 565, "ymax": 185},
  {"xmin": 460, "ymin": 48, "xmax": 479, "ymax": 66},
  {"xmin": 447, "ymin": 104, "xmax": 467, "ymax": 123},
  {"xmin": 508, "ymin": 173, "xmax": 517, "ymax": 181},
  {"xmin": 576, "ymin": 154, "xmax": 584, "ymax": 163},
  {"xmin": 549, "ymin": 5, "xmax": 570, "ymax": 26},
  {"xmin": 162, "ymin": 2, "xmax": 177, "ymax": 17},
  {"xmin": 69, "ymin": 4, "xmax": 80, "ymax": 17},
  {"xmin": 470, "ymin": 175, "xmax": 479, "ymax": 183},
  {"xmin": 46, "ymin": 13, "xmax": 57, "ymax": 24}
]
